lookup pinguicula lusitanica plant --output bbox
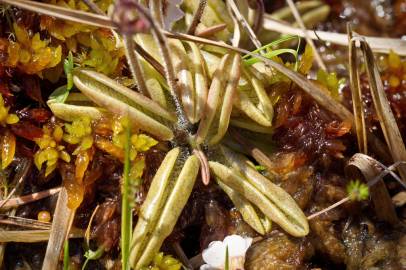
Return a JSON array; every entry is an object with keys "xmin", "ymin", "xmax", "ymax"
[{"xmin": 3, "ymin": 0, "xmax": 310, "ymax": 269}]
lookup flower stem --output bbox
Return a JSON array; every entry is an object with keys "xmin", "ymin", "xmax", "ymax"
[
  {"xmin": 150, "ymin": 0, "xmax": 164, "ymax": 28},
  {"xmin": 187, "ymin": 0, "xmax": 207, "ymax": 35},
  {"xmin": 121, "ymin": 118, "xmax": 132, "ymax": 270},
  {"xmin": 123, "ymin": 34, "xmax": 149, "ymax": 96},
  {"xmin": 131, "ymin": 2, "xmax": 192, "ymax": 132}
]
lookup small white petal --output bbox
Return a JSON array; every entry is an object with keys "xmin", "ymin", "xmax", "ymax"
[
  {"xmin": 223, "ymin": 235, "xmax": 253, "ymax": 257},
  {"xmin": 201, "ymin": 234, "xmax": 253, "ymax": 270},
  {"xmin": 200, "ymin": 264, "xmax": 218, "ymax": 270},
  {"xmin": 202, "ymin": 241, "xmax": 226, "ymax": 268},
  {"xmin": 244, "ymin": 237, "xmax": 253, "ymax": 250}
]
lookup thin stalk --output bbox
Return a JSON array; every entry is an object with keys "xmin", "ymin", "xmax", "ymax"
[
  {"xmin": 366, "ymin": 160, "xmax": 406, "ymax": 189},
  {"xmin": 227, "ymin": 0, "xmax": 262, "ymax": 49},
  {"xmin": 0, "ymin": 160, "xmax": 30, "ymax": 266},
  {"xmin": 269, "ymin": 0, "xmax": 323, "ymax": 21},
  {"xmin": 0, "ymin": 159, "xmax": 31, "ymax": 210},
  {"xmin": 121, "ymin": 117, "xmax": 132, "ymax": 270},
  {"xmin": 0, "ymin": 215, "xmax": 51, "ymax": 230},
  {"xmin": 123, "ymin": 34, "xmax": 149, "ymax": 96},
  {"xmin": 225, "ymin": 246, "xmax": 229, "ymax": 270},
  {"xmin": 150, "ymin": 0, "xmax": 164, "ymax": 28},
  {"xmin": 81, "ymin": 0, "xmax": 104, "ymax": 15},
  {"xmin": 308, "ymin": 160, "xmax": 406, "ymax": 220},
  {"xmin": 307, "ymin": 197, "xmax": 349, "ymax": 220},
  {"xmin": 0, "ymin": 187, "xmax": 61, "ymax": 210},
  {"xmin": 63, "ymin": 240, "xmax": 70, "ymax": 270},
  {"xmin": 187, "ymin": 0, "xmax": 207, "ymax": 35},
  {"xmin": 85, "ymin": 205, "xmax": 100, "ymax": 247},
  {"xmin": 360, "ymin": 37, "xmax": 406, "ymax": 184},
  {"xmin": 195, "ymin": 23, "xmax": 227, "ymax": 37},
  {"xmin": 1, "ymin": 0, "xmax": 115, "ymax": 28},
  {"xmin": 241, "ymin": 34, "xmax": 299, "ymax": 59},
  {"xmin": 133, "ymin": 41, "xmax": 165, "ymax": 77},
  {"xmin": 129, "ymin": 2, "xmax": 192, "ymax": 131},
  {"xmin": 0, "ymin": 229, "xmax": 84, "ymax": 243},
  {"xmin": 227, "ymin": 0, "xmax": 241, "ymax": 47},
  {"xmin": 285, "ymin": 0, "xmax": 326, "ymax": 71}
]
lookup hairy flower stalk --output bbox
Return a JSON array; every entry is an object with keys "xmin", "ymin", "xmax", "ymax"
[
  {"xmin": 85, "ymin": 0, "xmax": 150, "ymax": 97},
  {"xmin": 187, "ymin": 0, "xmax": 207, "ymax": 35},
  {"xmin": 123, "ymin": 34, "xmax": 149, "ymax": 96},
  {"xmin": 150, "ymin": 0, "xmax": 164, "ymax": 28},
  {"xmin": 132, "ymin": 42, "xmax": 165, "ymax": 77},
  {"xmin": 113, "ymin": 0, "xmax": 192, "ymax": 134},
  {"xmin": 227, "ymin": 0, "xmax": 262, "ymax": 49}
]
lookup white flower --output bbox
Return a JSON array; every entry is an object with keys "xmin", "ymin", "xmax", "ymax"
[{"xmin": 200, "ymin": 235, "xmax": 253, "ymax": 270}]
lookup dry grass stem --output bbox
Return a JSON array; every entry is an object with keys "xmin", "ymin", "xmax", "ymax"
[{"xmin": 285, "ymin": 0, "xmax": 326, "ymax": 70}]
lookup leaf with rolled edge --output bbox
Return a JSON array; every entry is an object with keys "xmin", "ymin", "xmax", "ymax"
[
  {"xmin": 140, "ymin": 59, "xmax": 169, "ymax": 109},
  {"xmin": 234, "ymin": 88, "xmax": 272, "ymax": 127},
  {"xmin": 234, "ymin": 67, "xmax": 273, "ymax": 127},
  {"xmin": 129, "ymin": 147, "xmax": 180, "ymax": 266},
  {"xmin": 345, "ymin": 153, "xmax": 398, "ymax": 224},
  {"xmin": 196, "ymin": 53, "xmax": 241, "ymax": 145},
  {"xmin": 209, "ymin": 53, "xmax": 240, "ymax": 145},
  {"xmin": 196, "ymin": 54, "xmax": 230, "ymax": 144},
  {"xmin": 136, "ymin": 34, "xmax": 199, "ymax": 124},
  {"xmin": 223, "ymin": 146, "xmax": 307, "ymax": 225},
  {"xmin": 359, "ymin": 38, "xmax": 406, "ymax": 184},
  {"xmin": 74, "ymin": 69, "xmax": 176, "ymax": 122},
  {"xmin": 72, "ymin": 69, "xmax": 175, "ymax": 141},
  {"xmin": 48, "ymin": 93, "xmax": 105, "ymax": 122},
  {"xmin": 244, "ymin": 68, "xmax": 274, "ymax": 122},
  {"xmin": 217, "ymin": 180, "xmax": 270, "ymax": 235},
  {"xmin": 198, "ymin": 52, "xmax": 274, "ymax": 135},
  {"xmin": 172, "ymin": 40, "xmax": 196, "ymax": 123},
  {"xmin": 348, "ymin": 28, "xmax": 367, "ymax": 154},
  {"xmin": 210, "ymin": 160, "xmax": 308, "ymax": 237},
  {"xmin": 188, "ymin": 41, "xmax": 208, "ymax": 123},
  {"xmin": 134, "ymin": 154, "xmax": 199, "ymax": 269},
  {"xmin": 209, "ymin": 146, "xmax": 309, "ymax": 237}
]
